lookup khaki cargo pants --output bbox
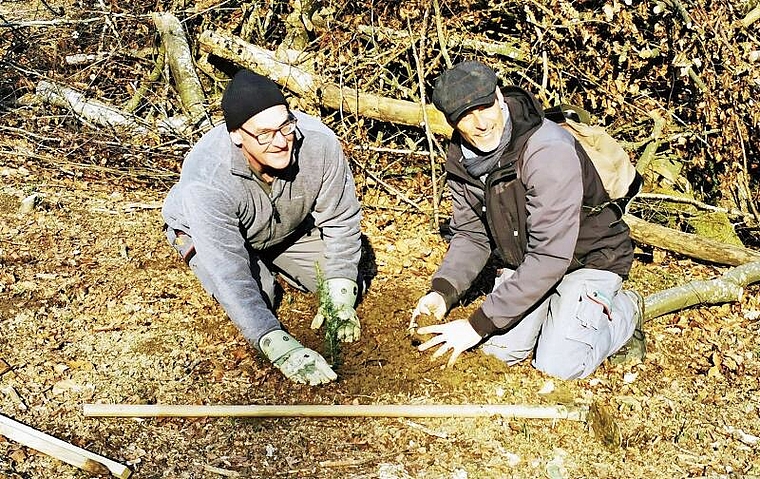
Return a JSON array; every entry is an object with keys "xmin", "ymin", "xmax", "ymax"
[{"xmin": 481, "ymin": 268, "xmax": 637, "ymax": 379}]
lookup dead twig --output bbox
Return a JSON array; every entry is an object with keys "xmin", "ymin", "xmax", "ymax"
[
  {"xmin": 407, "ymin": 14, "xmax": 440, "ymax": 226},
  {"xmin": 432, "ymin": 0, "xmax": 452, "ymax": 69},
  {"xmin": 633, "ymin": 193, "xmax": 757, "ymax": 223},
  {"xmin": 350, "ymin": 158, "xmax": 430, "ymax": 214}
]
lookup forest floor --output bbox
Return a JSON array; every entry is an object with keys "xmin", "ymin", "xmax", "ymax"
[
  {"xmin": 1, "ymin": 157, "xmax": 760, "ymax": 479},
  {"xmin": 2, "ymin": 0, "xmax": 760, "ymax": 477}
]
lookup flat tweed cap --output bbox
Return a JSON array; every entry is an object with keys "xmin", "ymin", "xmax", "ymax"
[
  {"xmin": 222, "ymin": 69, "xmax": 287, "ymax": 132},
  {"xmin": 432, "ymin": 61, "xmax": 498, "ymax": 124}
]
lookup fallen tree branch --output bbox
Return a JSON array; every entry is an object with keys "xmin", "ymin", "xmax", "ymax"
[
  {"xmin": 36, "ymin": 80, "xmax": 150, "ymax": 135},
  {"xmin": 2, "ymin": 14, "xmax": 144, "ymax": 28},
  {"xmin": 644, "ymin": 261, "xmax": 760, "ymax": 321},
  {"xmin": 197, "ymin": 29, "xmax": 453, "ymax": 137},
  {"xmin": 634, "ymin": 193, "xmax": 756, "ymax": 221},
  {"xmin": 740, "ymin": 5, "xmax": 760, "ymax": 28},
  {"xmin": 0, "ymin": 413, "xmax": 131, "ymax": 478},
  {"xmin": 152, "ymin": 12, "xmax": 208, "ymax": 123},
  {"xmin": 624, "ymin": 214, "xmax": 760, "ymax": 266},
  {"xmin": 122, "ymin": 48, "xmax": 165, "ymax": 114},
  {"xmin": 35, "ymin": 80, "xmax": 190, "ymax": 137},
  {"xmin": 83, "ymin": 403, "xmax": 588, "ymax": 421}
]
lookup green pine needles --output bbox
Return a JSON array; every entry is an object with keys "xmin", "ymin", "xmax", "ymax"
[{"xmin": 315, "ymin": 263, "xmax": 342, "ymax": 368}]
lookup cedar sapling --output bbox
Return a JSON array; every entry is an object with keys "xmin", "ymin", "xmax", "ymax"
[{"xmin": 315, "ymin": 263, "xmax": 343, "ymax": 368}]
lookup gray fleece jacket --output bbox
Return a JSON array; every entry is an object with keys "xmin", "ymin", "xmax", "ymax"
[{"xmin": 162, "ymin": 111, "xmax": 362, "ymax": 346}]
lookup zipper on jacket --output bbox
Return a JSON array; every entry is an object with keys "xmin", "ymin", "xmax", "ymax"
[{"xmin": 266, "ymin": 179, "xmax": 285, "ymax": 246}]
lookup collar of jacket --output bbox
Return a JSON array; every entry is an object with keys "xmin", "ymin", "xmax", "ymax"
[{"xmin": 445, "ymin": 86, "xmax": 545, "ymax": 186}]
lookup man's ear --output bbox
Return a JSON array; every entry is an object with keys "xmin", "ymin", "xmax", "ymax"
[{"xmin": 229, "ymin": 130, "xmax": 243, "ymax": 146}]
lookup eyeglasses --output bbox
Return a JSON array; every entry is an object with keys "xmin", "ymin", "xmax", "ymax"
[{"xmin": 239, "ymin": 114, "xmax": 298, "ymax": 145}]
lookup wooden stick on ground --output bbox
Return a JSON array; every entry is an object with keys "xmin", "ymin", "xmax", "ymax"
[
  {"xmin": 0, "ymin": 413, "xmax": 131, "ymax": 478},
  {"xmin": 83, "ymin": 403, "xmax": 588, "ymax": 422}
]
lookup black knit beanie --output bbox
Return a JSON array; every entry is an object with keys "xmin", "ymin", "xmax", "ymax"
[{"xmin": 221, "ymin": 69, "xmax": 287, "ymax": 132}]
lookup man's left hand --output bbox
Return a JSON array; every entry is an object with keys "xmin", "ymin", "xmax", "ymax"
[
  {"xmin": 417, "ymin": 319, "xmax": 482, "ymax": 367},
  {"xmin": 311, "ymin": 278, "xmax": 360, "ymax": 342}
]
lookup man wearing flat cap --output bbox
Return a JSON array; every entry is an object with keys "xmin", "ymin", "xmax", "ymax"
[
  {"xmin": 412, "ymin": 61, "xmax": 645, "ymax": 379},
  {"xmin": 162, "ymin": 69, "xmax": 363, "ymax": 385}
]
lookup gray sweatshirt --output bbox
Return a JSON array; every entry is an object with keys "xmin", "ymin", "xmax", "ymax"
[{"xmin": 162, "ymin": 111, "xmax": 362, "ymax": 346}]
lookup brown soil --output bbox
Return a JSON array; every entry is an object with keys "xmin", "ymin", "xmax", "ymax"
[
  {"xmin": 1, "ymin": 164, "xmax": 760, "ymax": 479},
  {"xmin": 2, "ymin": 0, "xmax": 760, "ymax": 477}
]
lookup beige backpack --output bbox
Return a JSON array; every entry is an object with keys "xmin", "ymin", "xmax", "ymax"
[{"xmin": 545, "ymin": 104, "xmax": 643, "ymax": 212}]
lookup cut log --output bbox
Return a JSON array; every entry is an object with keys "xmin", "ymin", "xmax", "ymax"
[
  {"xmin": 644, "ymin": 261, "xmax": 760, "ymax": 321},
  {"xmin": 152, "ymin": 12, "xmax": 208, "ymax": 124},
  {"xmin": 36, "ymin": 80, "xmax": 150, "ymax": 135},
  {"xmin": 624, "ymin": 214, "xmax": 760, "ymax": 266},
  {"xmin": 197, "ymin": 29, "xmax": 453, "ymax": 137},
  {"xmin": 35, "ymin": 80, "xmax": 190, "ymax": 137},
  {"xmin": 0, "ymin": 413, "xmax": 131, "ymax": 478},
  {"xmin": 83, "ymin": 403, "xmax": 587, "ymax": 421}
]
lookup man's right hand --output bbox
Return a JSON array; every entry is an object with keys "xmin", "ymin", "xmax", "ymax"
[
  {"xmin": 411, "ymin": 292, "xmax": 447, "ymax": 323},
  {"xmin": 259, "ymin": 330, "xmax": 337, "ymax": 385}
]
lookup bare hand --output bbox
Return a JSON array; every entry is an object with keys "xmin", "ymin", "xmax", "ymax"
[{"xmin": 417, "ymin": 319, "xmax": 482, "ymax": 367}]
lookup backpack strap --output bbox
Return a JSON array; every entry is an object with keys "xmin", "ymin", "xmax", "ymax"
[
  {"xmin": 584, "ymin": 169, "xmax": 644, "ymax": 220},
  {"xmin": 544, "ymin": 104, "xmax": 591, "ymax": 125}
]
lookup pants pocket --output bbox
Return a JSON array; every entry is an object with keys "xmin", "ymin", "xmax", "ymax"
[{"xmin": 565, "ymin": 286, "xmax": 607, "ymax": 348}]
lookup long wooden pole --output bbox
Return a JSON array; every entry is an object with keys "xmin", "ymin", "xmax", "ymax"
[
  {"xmin": 83, "ymin": 403, "xmax": 587, "ymax": 421},
  {"xmin": 0, "ymin": 413, "xmax": 131, "ymax": 478}
]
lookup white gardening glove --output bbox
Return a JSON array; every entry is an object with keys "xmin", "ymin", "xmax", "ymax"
[
  {"xmin": 411, "ymin": 292, "xmax": 447, "ymax": 325},
  {"xmin": 259, "ymin": 330, "xmax": 337, "ymax": 385},
  {"xmin": 311, "ymin": 278, "xmax": 360, "ymax": 342},
  {"xmin": 417, "ymin": 319, "xmax": 482, "ymax": 367}
]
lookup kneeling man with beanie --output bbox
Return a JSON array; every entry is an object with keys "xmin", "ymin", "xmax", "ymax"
[{"xmin": 162, "ymin": 69, "xmax": 363, "ymax": 385}]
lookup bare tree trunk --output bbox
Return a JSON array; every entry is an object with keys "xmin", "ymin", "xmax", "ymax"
[{"xmin": 152, "ymin": 12, "xmax": 208, "ymax": 125}]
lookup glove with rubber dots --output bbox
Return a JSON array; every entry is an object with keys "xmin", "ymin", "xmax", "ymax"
[
  {"xmin": 311, "ymin": 278, "xmax": 360, "ymax": 342},
  {"xmin": 411, "ymin": 291, "xmax": 447, "ymax": 324},
  {"xmin": 259, "ymin": 330, "xmax": 337, "ymax": 385}
]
